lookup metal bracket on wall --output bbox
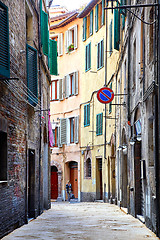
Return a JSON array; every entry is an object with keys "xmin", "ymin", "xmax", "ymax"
[{"xmin": 0, "ymin": 77, "xmax": 19, "ymax": 81}]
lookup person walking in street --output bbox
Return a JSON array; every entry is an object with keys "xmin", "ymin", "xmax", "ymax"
[{"xmin": 66, "ymin": 180, "xmax": 72, "ymax": 201}]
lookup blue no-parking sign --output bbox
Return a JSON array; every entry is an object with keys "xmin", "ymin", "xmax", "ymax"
[{"xmin": 97, "ymin": 87, "xmax": 114, "ymax": 104}]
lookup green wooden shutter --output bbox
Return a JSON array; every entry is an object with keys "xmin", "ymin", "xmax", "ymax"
[
  {"xmin": 114, "ymin": 7, "xmax": 120, "ymax": 51},
  {"xmin": 109, "ymin": 83, "xmax": 112, "ymax": 113},
  {"xmin": 49, "ymin": 39, "xmax": 58, "ymax": 75},
  {"xmin": 84, "ymin": 105, "xmax": 86, "ymax": 126},
  {"xmin": 83, "ymin": 17, "xmax": 87, "ymax": 41},
  {"xmin": 41, "ymin": 10, "xmax": 49, "ymax": 55},
  {"xmin": 90, "ymin": 10, "xmax": 93, "ymax": 36},
  {"xmin": 100, "ymin": 113, "xmax": 103, "ymax": 135},
  {"xmin": 95, "ymin": 4, "xmax": 99, "ymax": 32},
  {"xmin": 89, "ymin": 43, "xmax": 91, "ymax": 69},
  {"xmin": 87, "ymin": 104, "xmax": 90, "ymax": 126},
  {"xmin": 102, "ymin": 0, "xmax": 105, "ymax": 26},
  {"xmin": 85, "ymin": 45, "xmax": 87, "ymax": 71},
  {"xmin": 26, "ymin": 44, "xmax": 38, "ymax": 106},
  {"xmin": 96, "ymin": 115, "xmax": 98, "ymax": 135},
  {"xmin": 102, "ymin": 40, "xmax": 104, "ymax": 67},
  {"xmin": 109, "ymin": 20, "xmax": 112, "ymax": 56},
  {"xmin": 0, "ymin": 2, "xmax": 10, "ymax": 78}
]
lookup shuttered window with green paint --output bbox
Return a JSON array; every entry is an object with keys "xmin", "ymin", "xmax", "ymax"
[
  {"xmin": 85, "ymin": 43, "xmax": 91, "ymax": 72},
  {"xmin": 90, "ymin": 10, "xmax": 93, "ymax": 36},
  {"xmin": 41, "ymin": 10, "xmax": 49, "ymax": 56},
  {"xmin": 109, "ymin": 82, "xmax": 112, "ymax": 114},
  {"xmin": 109, "ymin": 20, "xmax": 113, "ymax": 56},
  {"xmin": 49, "ymin": 39, "xmax": 58, "ymax": 75},
  {"xmin": 0, "ymin": 2, "xmax": 10, "ymax": 78},
  {"xmin": 84, "ymin": 104, "xmax": 90, "ymax": 127},
  {"xmin": 97, "ymin": 40, "xmax": 104, "ymax": 70},
  {"xmin": 95, "ymin": 4, "xmax": 99, "ymax": 32},
  {"xmin": 83, "ymin": 17, "xmax": 87, "ymax": 41},
  {"xmin": 114, "ymin": 7, "xmax": 120, "ymax": 51},
  {"xmin": 96, "ymin": 113, "xmax": 103, "ymax": 135},
  {"xmin": 26, "ymin": 44, "xmax": 38, "ymax": 106}
]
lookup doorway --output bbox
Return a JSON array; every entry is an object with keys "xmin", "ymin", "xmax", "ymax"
[
  {"xmin": 51, "ymin": 166, "xmax": 58, "ymax": 199},
  {"xmin": 69, "ymin": 161, "xmax": 78, "ymax": 198},
  {"xmin": 28, "ymin": 149, "xmax": 35, "ymax": 218},
  {"xmin": 96, "ymin": 158, "xmax": 102, "ymax": 200},
  {"xmin": 134, "ymin": 141, "xmax": 144, "ymax": 216}
]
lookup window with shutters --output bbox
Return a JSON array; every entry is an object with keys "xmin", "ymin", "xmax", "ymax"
[
  {"xmin": 60, "ymin": 118, "xmax": 67, "ymax": 145},
  {"xmin": 65, "ymin": 25, "xmax": 78, "ymax": 53},
  {"xmin": 84, "ymin": 104, "xmax": 90, "ymax": 127},
  {"xmin": 49, "ymin": 39, "xmax": 58, "ymax": 75},
  {"xmin": 64, "ymin": 71, "xmax": 78, "ymax": 98},
  {"xmin": 85, "ymin": 43, "xmax": 91, "ymax": 72},
  {"xmin": 0, "ymin": 130, "xmax": 7, "ymax": 181},
  {"xmin": 58, "ymin": 33, "xmax": 63, "ymax": 56},
  {"xmin": 109, "ymin": 20, "xmax": 113, "ymax": 56},
  {"xmin": 87, "ymin": 14, "xmax": 90, "ymax": 39},
  {"xmin": 97, "ymin": 40, "xmax": 104, "ymax": 70},
  {"xmin": 26, "ymin": 44, "xmax": 38, "ymax": 106},
  {"xmin": 83, "ymin": 10, "xmax": 93, "ymax": 41},
  {"xmin": 95, "ymin": 0, "xmax": 105, "ymax": 33},
  {"xmin": 52, "ymin": 127, "xmax": 58, "ymax": 147},
  {"xmin": 50, "ymin": 80, "xmax": 59, "ymax": 101},
  {"xmin": 0, "ymin": 2, "xmax": 10, "ymax": 79},
  {"xmin": 96, "ymin": 113, "xmax": 103, "ymax": 135}
]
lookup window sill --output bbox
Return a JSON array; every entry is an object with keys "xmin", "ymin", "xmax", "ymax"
[
  {"xmin": 84, "ymin": 124, "xmax": 90, "ymax": 127},
  {"xmin": 85, "ymin": 67, "xmax": 91, "ymax": 73},
  {"xmin": 97, "ymin": 65, "xmax": 104, "ymax": 71}
]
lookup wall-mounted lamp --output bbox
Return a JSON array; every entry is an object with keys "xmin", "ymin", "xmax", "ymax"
[
  {"xmin": 129, "ymin": 137, "xmax": 136, "ymax": 146},
  {"xmin": 137, "ymin": 134, "xmax": 142, "ymax": 141}
]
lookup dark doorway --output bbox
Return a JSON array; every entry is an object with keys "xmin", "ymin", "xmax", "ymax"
[
  {"xmin": 28, "ymin": 149, "xmax": 35, "ymax": 218},
  {"xmin": 69, "ymin": 161, "xmax": 78, "ymax": 198},
  {"xmin": 134, "ymin": 141, "xmax": 144, "ymax": 216},
  {"xmin": 51, "ymin": 166, "xmax": 58, "ymax": 199},
  {"xmin": 96, "ymin": 158, "xmax": 102, "ymax": 200}
]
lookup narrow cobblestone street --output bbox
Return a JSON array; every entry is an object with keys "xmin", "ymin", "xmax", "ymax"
[{"xmin": 2, "ymin": 202, "xmax": 159, "ymax": 240}]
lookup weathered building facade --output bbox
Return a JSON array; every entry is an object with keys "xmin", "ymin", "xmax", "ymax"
[{"xmin": 0, "ymin": 0, "xmax": 54, "ymax": 237}]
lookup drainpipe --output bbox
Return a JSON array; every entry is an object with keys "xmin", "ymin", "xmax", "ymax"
[
  {"xmin": 104, "ymin": 0, "xmax": 108, "ymax": 202},
  {"xmin": 127, "ymin": 0, "xmax": 131, "ymax": 214},
  {"xmin": 156, "ymin": 0, "xmax": 160, "ymax": 237}
]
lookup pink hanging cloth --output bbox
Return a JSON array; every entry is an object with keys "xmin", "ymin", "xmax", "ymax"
[{"xmin": 48, "ymin": 111, "xmax": 54, "ymax": 147}]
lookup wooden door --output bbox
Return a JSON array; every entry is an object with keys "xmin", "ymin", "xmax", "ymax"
[
  {"xmin": 51, "ymin": 171, "xmax": 58, "ymax": 199},
  {"xmin": 70, "ymin": 167, "xmax": 78, "ymax": 198}
]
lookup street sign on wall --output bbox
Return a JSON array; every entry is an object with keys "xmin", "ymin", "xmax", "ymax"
[{"xmin": 97, "ymin": 87, "xmax": 114, "ymax": 104}]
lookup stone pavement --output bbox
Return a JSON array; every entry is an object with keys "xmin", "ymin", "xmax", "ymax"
[{"xmin": 2, "ymin": 202, "xmax": 159, "ymax": 240}]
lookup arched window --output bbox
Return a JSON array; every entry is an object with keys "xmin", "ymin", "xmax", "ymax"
[{"xmin": 86, "ymin": 158, "xmax": 91, "ymax": 178}]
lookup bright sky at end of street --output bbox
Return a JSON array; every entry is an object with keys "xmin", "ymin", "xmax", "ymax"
[{"xmin": 52, "ymin": 0, "xmax": 91, "ymax": 11}]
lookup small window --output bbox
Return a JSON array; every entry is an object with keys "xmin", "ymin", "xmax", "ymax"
[
  {"xmin": 0, "ymin": 131, "xmax": 7, "ymax": 181},
  {"xmin": 70, "ymin": 118, "xmax": 75, "ymax": 143},
  {"xmin": 69, "ymin": 74, "xmax": 75, "ymax": 96},
  {"xmin": 96, "ymin": 113, "xmax": 103, "ymax": 135},
  {"xmin": 97, "ymin": 40, "xmax": 104, "ymax": 70},
  {"xmin": 50, "ymin": 80, "xmax": 59, "ymax": 101},
  {"xmin": 86, "ymin": 158, "xmax": 91, "ymax": 178},
  {"xmin": 84, "ymin": 104, "xmax": 90, "ymax": 127},
  {"xmin": 85, "ymin": 43, "xmax": 91, "ymax": 72},
  {"xmin": 52, "ymin": 127, "xmax": 58, "ymax": 147}
]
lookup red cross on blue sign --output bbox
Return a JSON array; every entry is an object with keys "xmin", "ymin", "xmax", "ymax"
[{"xmin": 97, "ymin": 87, "xmax": 114, "ymax": 104}]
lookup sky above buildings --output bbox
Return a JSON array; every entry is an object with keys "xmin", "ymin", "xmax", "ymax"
[{"xmin": 52, "ymin": 0, "xmax": 91, "ymax": 11}]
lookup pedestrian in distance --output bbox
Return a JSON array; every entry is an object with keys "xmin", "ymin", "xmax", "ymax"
[{"xmin": 66, "ymin": 180, "xmax": 72, "ymax": 201}]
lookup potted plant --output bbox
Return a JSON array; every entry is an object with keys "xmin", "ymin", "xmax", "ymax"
[{"xmin": 68, "ymin": 43, "xmax": 74, "ymax": 53}]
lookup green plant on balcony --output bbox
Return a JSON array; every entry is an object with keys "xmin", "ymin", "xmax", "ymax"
[{"xmin": 68, "ymin": 43, "xmax": 74, "ymax": 53}]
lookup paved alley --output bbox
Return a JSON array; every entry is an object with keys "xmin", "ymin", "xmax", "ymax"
[{"xmin": 2, "ymin": 202, "xmax": 159, "ymax": 240}]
